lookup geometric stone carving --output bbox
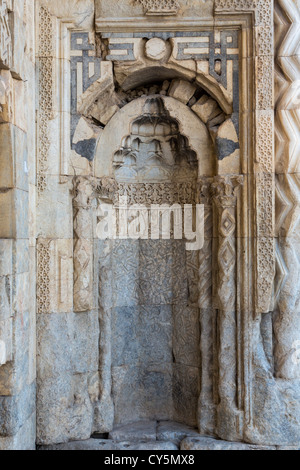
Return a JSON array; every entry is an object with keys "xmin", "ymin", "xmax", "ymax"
[
  {"xmin": 137, "ymin": 0, "xmax": 180, "ymax": 16},
  {"xmin": 215, "ymin": 1, "xmax": 275, "ymax": 316},
  {"xmin": 273, "ymin": 240, "xmax": 288, "ymax": 310},
  {"xmin": 198, "ymin": 177, "xmax": 215, "ymax": 435},
  {"xmin": 256, "ymin": 237, "xmax": 276, "ymax": 314},
  {"xmin": 37, "ymin": 5, "xmax": 55, "ymax": 194},
  {"xmin": 94, "ymin": 31, "xmax": 238, "ymax": 112},
  {"xmin": 37, "ymin": 239, "xmax": 73, "ymax": 315}
]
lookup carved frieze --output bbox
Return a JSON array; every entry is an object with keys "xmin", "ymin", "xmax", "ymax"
[
  {"xmin": 115, "ymin": 182, "xmax": 198, "ymax": 206},
  {"xmin": 98, "ymin": 30, "xmax": 239, "ymax": 105},
  {"xmin": 37, "ymin": 239, "xmax": 73, "ymax": 315},
  {"xmin": 73, "ymin": 177, "xmax": 98, "ymax": 312}
]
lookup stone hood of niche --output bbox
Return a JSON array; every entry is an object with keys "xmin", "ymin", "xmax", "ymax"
[
  {"xmin": 95, "ymin": 95, "xmax": 213, "ymax": 181},
  {"xmin": 112, "ymin": 96, "xmax": 198, "ymax": 183}
]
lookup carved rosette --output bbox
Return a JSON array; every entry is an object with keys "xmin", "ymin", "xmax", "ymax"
[
  {"xmin": 37, "ymin": 241, "xmax": 51, "ymax": 314},
  {"xmin": 211, "ymin": 175, "xmax": 243, "ymax": 439}
]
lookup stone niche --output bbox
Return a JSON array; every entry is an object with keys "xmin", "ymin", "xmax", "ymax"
[
  {"xmin": 34, "ymin": 0, "xmax": 300, "ymax": 449},
  {"xmin": 96, "ymin": 95, "xmax": 207, "ymax": 427}
]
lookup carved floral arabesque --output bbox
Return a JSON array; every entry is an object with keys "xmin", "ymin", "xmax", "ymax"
[
  {"xmin": 36, "ymin": 6, "xmax": 55, "ymax": 317},
  {"xmin": 109, "ymin": 174, "xmax": 245, "ymax": 434},
  {"xmin": 115, "ymin": 182, "xmax": 198, "ymax": 206}
]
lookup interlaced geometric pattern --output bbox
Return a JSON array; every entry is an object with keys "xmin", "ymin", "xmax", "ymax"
[
  {"xmin": 137, "ymin": 0, "xmax": 179, "ymax": 14},
  {"xmin": 37, "ymin": 242, "xmax": 51, "ymax": 314}
]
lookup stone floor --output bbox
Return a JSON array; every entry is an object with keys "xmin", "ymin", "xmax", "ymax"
[{"xmin": 39, "ymin": 421, "xmax": 296, "ymax": 450}]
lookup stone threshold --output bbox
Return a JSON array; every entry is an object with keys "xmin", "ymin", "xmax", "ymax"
[{"xmin": 38, "ymin": 421, "xmax": 298, "ymax": 450}]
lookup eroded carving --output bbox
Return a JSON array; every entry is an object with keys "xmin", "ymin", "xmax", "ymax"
[
  {"xmin": 113, "ymin": 97, "xmax": 197, "ymax": 183},
  {"xmin": 211, "ymin": 175, "xmax": 243, "ymax": 439},
  {"xmin": 95, "ymin": 93, "xmax": 202, "ymax": 428},
  {"xmin": 73, "ymin": 177, "xmax": 97, "ymax": 312},
  {"xmin": 273, "ymin": 0, "xmax": 300, "ymax": 380}
]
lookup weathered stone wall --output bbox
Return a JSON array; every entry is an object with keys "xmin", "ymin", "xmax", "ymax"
[
  {"xmin": 35, "ymin": 1, "xmax": 101, "ymax": 445},
  {"xmin": 33, "ymin": 0, "xmax": 300, "ymax": 448},
  {"xmin": 0, "ymin": 0, "xmax": 36, "ymax": 450},
  {"xmin": 0, "ymin": 0, "xmax": 300, "ymax": 451}
]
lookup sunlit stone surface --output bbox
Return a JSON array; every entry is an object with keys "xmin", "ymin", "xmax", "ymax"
[{"xmin": 0, "ymin": 0, "xmax": 300, "ymax": 451}]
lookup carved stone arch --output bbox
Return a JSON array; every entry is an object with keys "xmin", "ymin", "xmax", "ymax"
[
  {"xmin": 116, "ymin": 66, "xmax": 233, "ymax": 115},
  {"xmin": 71, "ymin": 62, "xmax": 243, "ymax": 433},
  {"xmin": 77, "ymin": 63, "xmax": 232, "ymax": 124}
]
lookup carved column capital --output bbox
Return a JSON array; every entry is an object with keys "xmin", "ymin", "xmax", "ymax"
[
  {"xmin": 198, "ymin": 177, "xmax": 214, "ymax": 205},
  {"xmin": 96, "ymin": 177, "xmax": 118, "ymax": 202},
  {"xmin": 72, "ymin": 176, "xmax": 98, "ymax": 210},
  {"xmin": 211, "ymin": 175, "xmax": 244, "ymax": 208}
]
